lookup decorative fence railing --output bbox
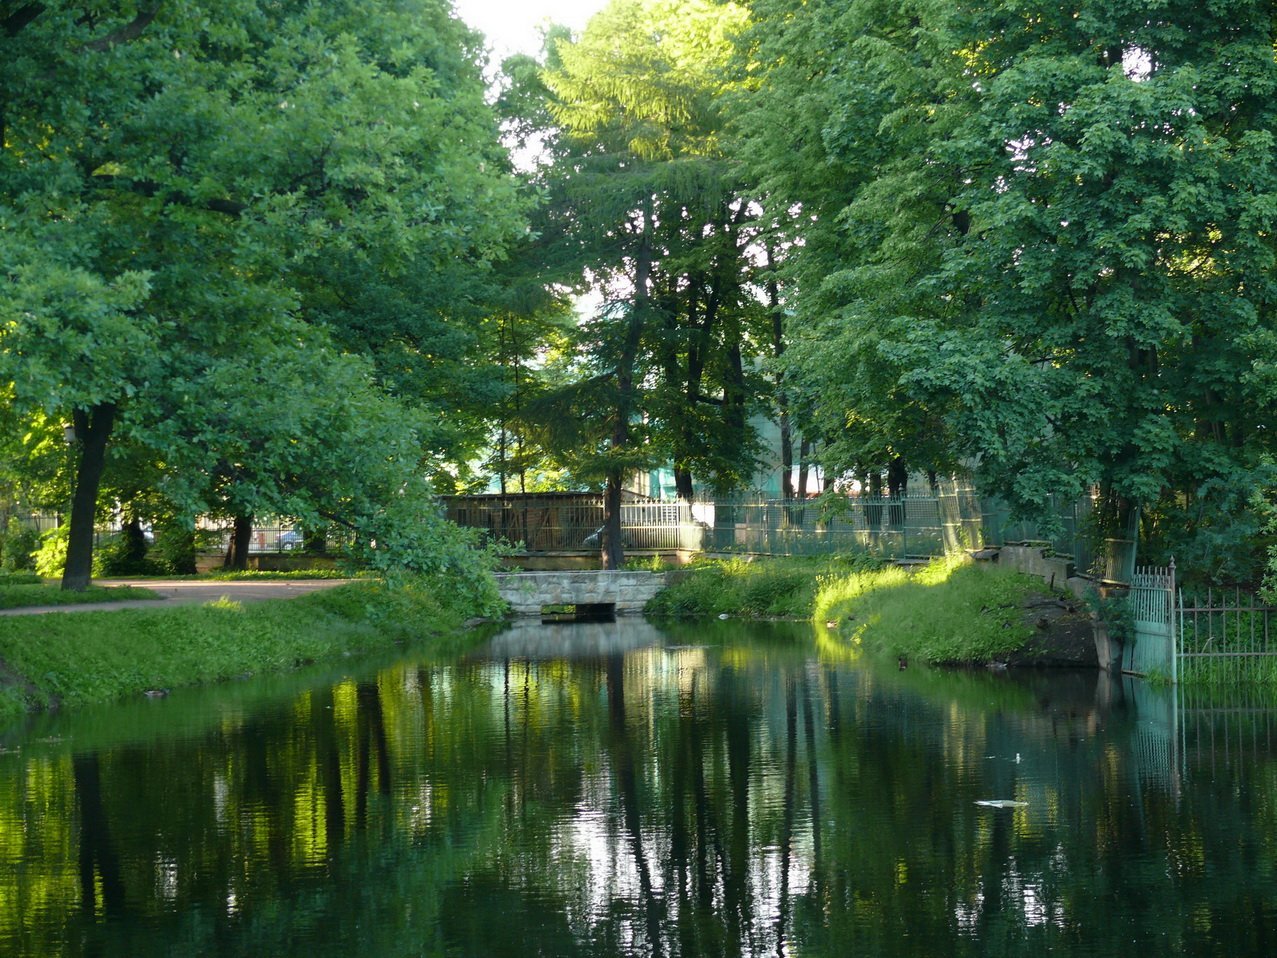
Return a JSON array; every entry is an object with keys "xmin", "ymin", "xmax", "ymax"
[
  {"xmin": 702, "ymin": 494, "xmax": 983, "ymax": 561},
  {"xmin": 1112, "ymin": 565, "xmax": 1277, "ymax": 685},
  {"xmin": 441, "ymin": 495, "xmax": 696, "ymax": 553},
  {"xmin": 1177, "ymin": 588, "xmax": 1277, "ymax": 685},
  {"xmin": 1126, "ymin": 565, "xmax": 1177, "ymax": 679},
  {"xmin": 444, "ymin": 489, "xmax": 1124, "ymax": 571}
]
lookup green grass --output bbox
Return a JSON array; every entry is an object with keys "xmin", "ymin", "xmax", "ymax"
[
  {"xmin": 0, "ymin": 581, "xmax": 161, "ymax": 609},
  {"xmin": 646, "ymin": 554, "xmax": 883, "ymax": 619},
  {"xmin": 194, "ymin": 568, "xmax": 356, "ymax": 581},
  {"xmin": 816, "ymin": 555, "xmax": 1039, "ymax": 665},
  {"xmin": 0, "ymin": 578, "xmax": 479, "ymax": 723}
]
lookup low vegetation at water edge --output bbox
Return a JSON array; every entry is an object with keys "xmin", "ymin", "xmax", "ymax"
[
  {"xmin": 647, "ymin": 554, "xmax": 1050, "ymax": 666},
  {"xmin": 0, "ymin": 578, "xmax": 489, "ymax": 723},
  {"xmin": 645, "ymin": 555, "xmax": 885, "ymax": 619},
  {"xmin": 816, "ymin": 557, "xmax": 1041, "ymax": 666}
]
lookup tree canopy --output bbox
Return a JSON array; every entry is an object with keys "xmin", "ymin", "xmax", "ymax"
[
  {"xmin": 4, "ymin": 0, "xmax": 1277, "ymax": 586},
  {"xmin": 1, "ymin": 0, "xmax": 525, "ymax": 586}
]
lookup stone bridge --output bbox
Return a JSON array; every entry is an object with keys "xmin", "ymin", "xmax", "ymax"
[{"xmin": 495, "ymin": 570, "xmax": 668, "ymax": 616}]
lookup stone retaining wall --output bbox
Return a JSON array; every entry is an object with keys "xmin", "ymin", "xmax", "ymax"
[
  {"xmin": 495, "ymin": 570, "xmax": 668, "ymax": 616},
  {"xmin": 996, "ymin": 544, "xmax": 1090, "ymax": 599}
]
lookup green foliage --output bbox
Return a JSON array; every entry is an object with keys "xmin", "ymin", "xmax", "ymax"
[
  {"xmin": 622, "ymin": 555, "xmax": 676, "ymax": 572},
  {"xmin": 1085, "ymin": 588, "xmax": 1134, "ymax": 644},
  {"xmin": 200, "ymin": 569, "xmax": 353, "ymax": 582},
  {"xmin": 0, "ymin": 572, "xmax": 41, "ymax": 586},
  {"xmin": 0, "ymin": 583, "xmax": 158, "ymax": 611},
  {"xmin": 818, "ymin": 558, "xmax": 1038, "ymax": 665},
  {"xmin": 1, "ymin": 0, "xmax": 528, "ymax": 588},
  {"xmin": 93, "ymin": 533, "xmax": 162, "ymax": 578},
  {"xmin": 647, "ymin": 555, "xmax": 882, "ymax": 618},
  {"xmin": 146, "ymin": 520, "xmax": 207, "ymax": 576},
  {"xmin": 0, "ymin": 519, "xmax": 39, "ymax": 572},
  {"xmin": 735, "ymin": 0, "xmax": 1277, "ymax": 563},
  {"xmin": 525, "ymin": 0, "xmax": 770, "ymax": 510},
  {"xmin": 33, "ymin": 526, "xmax": 67, "ymax": 579},
  {"xmin": 0, "ymin": 578, "xmax": 482, "ymax": 718}
]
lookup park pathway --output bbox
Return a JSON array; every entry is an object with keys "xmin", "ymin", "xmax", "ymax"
[{"xmin": 0, "ymin": 578, "xmax": 351, "ymax": 617}]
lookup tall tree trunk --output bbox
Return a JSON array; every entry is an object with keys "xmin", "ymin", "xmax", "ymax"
[
  {"xmin": 797, "ymin": 437, "xmax": 813, "ymax": 500},
  {"xmin": 224, "ymin": 513, "xmax": 253, "ymax": 570},
  {"xmin": 674, "ymin": 467, "xmax": 695, "ymax": 503},
  {"xmin": 602, "ymin": 472, "xmax": 626, "ymax": 570},
  {"xmin": 62, "ymin": 402, "xmax": 116, "ymax": 591},
  {"xmin": 603, "ymin": 208, "xmax": 653, "ymax": 569},
  {"xmin": 766, "ymin": 249, "xmax": 794, "ymax": 501}
]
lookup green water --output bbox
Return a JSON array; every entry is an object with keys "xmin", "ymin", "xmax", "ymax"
[{"xmin": 1, "ymin": 617, "xmax": 1275, "ymax": 957}]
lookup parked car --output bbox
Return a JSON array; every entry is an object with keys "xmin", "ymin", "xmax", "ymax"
[{"xmin": 278, "ymin": 529, "xmax": 305, "ymax": 551}]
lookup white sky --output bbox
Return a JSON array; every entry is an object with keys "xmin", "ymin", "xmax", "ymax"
[{"xmin": 454, "ymin": 0, "xmax": 608, "ymax": 61}]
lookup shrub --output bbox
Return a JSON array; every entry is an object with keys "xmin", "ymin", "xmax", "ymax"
[
  {"xmin": 148, "ymin": 520, "xmax": 209, "ymax": 575},
  {"xmin": 33, "ymin": 525, "xmax": 67, "ymax": 579},
  {"xmin": 93, "ymin": 532, "xmax": 163, "ymax": 577},
  {"xmin": 1, "ymin": 518, "xmax": 40, "ymax": 572}
]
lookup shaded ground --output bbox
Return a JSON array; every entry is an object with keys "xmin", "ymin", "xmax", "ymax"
[
  {"xmin": 0, "ymin": 578, "xmax": 351, "ymax": 617},
  {"xmin": 1006, "ymin": 591, "xmax": 1098, "ymax": 668}
]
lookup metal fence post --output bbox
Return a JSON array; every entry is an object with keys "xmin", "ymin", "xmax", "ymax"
[{"xmin": 1170, "ymin": 558, "xmax": 1178, "ymax": 686}]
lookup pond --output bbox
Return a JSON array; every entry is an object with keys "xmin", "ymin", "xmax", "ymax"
[{"xmin": 1, "ymin": 617, "xmax": 1275, "ymax": 957}]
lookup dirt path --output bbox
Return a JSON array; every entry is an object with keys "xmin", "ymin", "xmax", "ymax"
[{"xmin": 0, "ymin": 578, "xmax": 352, "ymax": 617}]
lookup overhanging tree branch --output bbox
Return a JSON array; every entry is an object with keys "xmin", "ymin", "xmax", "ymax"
[
  {"xmin": 92, "ymin": 174, "xmax": 246, "ymax": 217},
  {"xmin": 1, "ymin": 2, "xmax": 44, "ymax": 36},
  {"xmin": 84, "ymin": 3, "xmax": 162, "ymax": 51}
]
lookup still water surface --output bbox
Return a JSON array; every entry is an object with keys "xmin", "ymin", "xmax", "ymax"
[{"xmin": 2, "ymin": 618, "xmax": 1275, "ymax": 957}]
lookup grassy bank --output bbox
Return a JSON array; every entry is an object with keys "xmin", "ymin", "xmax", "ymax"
[
  {"xmin": 815, "ymin": 556, "xmax": 1040, "ymax": 665},
  {"xmin": 646, "ymin": 555, "xmax": 881, "ymax": 618},
  {"xmin": 649, "ymin": 554, "xmax": 1047, "ymax": 666},
  {"xmin": 0, "ymin": 578, "xmax": 483, "ymax": 723}
]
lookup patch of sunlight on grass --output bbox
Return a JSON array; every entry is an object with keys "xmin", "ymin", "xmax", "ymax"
[{"xmin": 817, "ymin": 557, "xmax": 1039, "ymax": 666}]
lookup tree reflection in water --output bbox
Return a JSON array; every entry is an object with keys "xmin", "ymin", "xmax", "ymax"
[{"xmin": 1, "ymin": 619, "xmax": 1276, "ymax": 956}]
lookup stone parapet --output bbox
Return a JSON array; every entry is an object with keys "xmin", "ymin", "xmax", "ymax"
[{"xmin": 495, "ymin": 570, "xmax": 668, "ymax": 616}]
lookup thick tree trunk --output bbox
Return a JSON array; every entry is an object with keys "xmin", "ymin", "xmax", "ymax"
[
  {"xmin": 62, "ymin": 403, "xmax": 117, "ymax": 591},
  {"xmin": 303, "ymin": 526, "xmax": 328, "ymax": 554},
  {"xmin": 224, "ymin": 513, "xmax": 253, "ymax": 570},
  {"xmin": 603, "ymin": 205, "xmax": 654, "ymax": 570},
  {"xmin": 121, "ymin": 512, "xmax": 147, "ymax": 568},
  {"xmin": 766, "ymin": 251, "xmax": 794, "ymax": 500},
  {"xmin": 602, "ymin": 472, "xmax": 625, "ymax": 571},
  {"xmin": 674, "ymin": 468, "xmax": 695, "ymax": 503}
]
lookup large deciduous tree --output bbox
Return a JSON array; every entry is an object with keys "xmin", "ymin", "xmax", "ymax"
[
  {"xmin": 0, "ymin": 0, "xmax": 525, "ymax": 587},
  {"xmin": 533, "ymin": 0, "xmax": 764, "ymax": 567},
  {"xmin": 738, "ymin": 0, "xmax": 1277, "ymax": 579}
]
